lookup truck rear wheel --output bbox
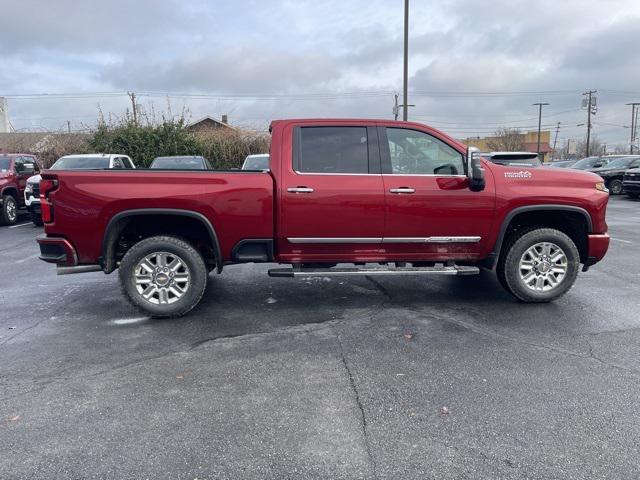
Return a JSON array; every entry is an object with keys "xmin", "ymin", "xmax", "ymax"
[
  {"xmin": 119, "ymin": 235, "xmax": 208, "ymax": 318},
  {"xmin": 497, "ymin": 228, "xmax": 580, "ymax": 303}
]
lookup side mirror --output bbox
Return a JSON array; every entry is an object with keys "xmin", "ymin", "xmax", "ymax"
[{"xmin": 466, "ymin": 146, "xmax": 485, "ymax": 192}]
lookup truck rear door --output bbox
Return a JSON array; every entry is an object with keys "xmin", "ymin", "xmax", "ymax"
[{"xmin": 277, "ymin": 123, "xmax": 385, "ymax": 263}]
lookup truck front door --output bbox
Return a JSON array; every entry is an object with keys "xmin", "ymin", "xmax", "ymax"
[
  {"xmin": 277, "ymin": 124, "xmax": 385, "ymax": 263},
  {"xmin": 379, "ymin": 126, "xmax": 496, "ymax": 261}
]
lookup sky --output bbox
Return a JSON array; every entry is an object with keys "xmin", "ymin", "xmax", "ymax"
[{"xmin": 2, "ymin": 0, "xmax": 640, "ymax": 148}]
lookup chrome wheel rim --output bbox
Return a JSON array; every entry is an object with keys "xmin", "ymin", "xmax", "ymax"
[
  {"xmin": 6, "ymin": 198, "xmax": 16, "ymax": 222},
  {"xmin": 134, "ymin": 252, "xmax": 190, "ymax": 305},
  {"xmin": 519, "ymin": 242, "xmax": 568, "ymax": 292}
]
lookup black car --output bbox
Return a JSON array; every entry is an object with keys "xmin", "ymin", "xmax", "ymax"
[
  {"xmin": 591, "ymin": 156, "xmax": 640, "ymax": 195},
  {"xmin": 569, "ymin": 156, "xmax": 609, "ymax": 171},
  {"xmin": 623, "ymin": 165, "xmax": 640, "ymax": 199},
  {"xmin": 149, "ymin": 156, "xmax": 212, "ymax": 170}
]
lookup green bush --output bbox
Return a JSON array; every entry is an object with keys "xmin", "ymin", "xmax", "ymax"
[{"xmin": 88, "ymin": 118, "xmax": 270, "ymax": 169}]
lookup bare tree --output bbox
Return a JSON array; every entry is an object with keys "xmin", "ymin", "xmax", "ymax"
[
  {"xmin": 486, "ymin": 128, "xmax": 524, "ymax": 151},
  {"xmin": 576, "ymin": 135, "xmax": 604, "ymax": 157}
]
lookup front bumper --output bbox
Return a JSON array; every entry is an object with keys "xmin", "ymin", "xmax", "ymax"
[
  {"xmin": 36, "ymin": 234, "xmax": 78, "ymax": 266},
  {"xmin": 583, "ymin": 233, "xmax": 610, "ymax": 271},
  {"xmin": 27, "ymin": 203, "xmax": 41, "ymax": 215}
]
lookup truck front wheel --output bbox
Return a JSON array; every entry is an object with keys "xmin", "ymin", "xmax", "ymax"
[
  {"xmin": 119, "ymin": 235, "xmax": 208, "ymax": 318},
  {"xmin": 497, "ymin": 228, "xmax": 580, "ymax": 303},
  {"xmin": 1, "ymin": 195, "xmax": 18, "ymax": 226}
]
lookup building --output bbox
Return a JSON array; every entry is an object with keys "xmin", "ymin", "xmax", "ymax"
[
  {"xmin": 0, "ymin": 97, "xmax": 9, "ymax": 133},
  {"xmin": 186, "ymin": 115, "xmax": 235, "ymax": 134},
  {"xmin": 461, "ymin": 130, "xmax": 553, "ymax": 162}
]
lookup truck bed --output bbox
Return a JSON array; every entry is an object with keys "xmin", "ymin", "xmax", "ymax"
[{"xmin": 42, "ymin": 169, "xmax": 274, "ymax": 264}]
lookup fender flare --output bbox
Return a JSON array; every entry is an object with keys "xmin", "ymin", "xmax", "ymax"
[
  {"xmin": 486, "ymin": 204, "xmax": 593, "ymax": 269},
  {"xmin": 101, "ymin": 208, "xmax": 223, "ymax": 273}
]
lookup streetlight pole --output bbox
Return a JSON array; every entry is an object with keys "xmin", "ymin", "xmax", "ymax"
[
  {"xmin": 403, "ymin": 0, "xmax": 409, "ymax": 121},
  {"xmin": 533, "ymin": 103, "xmax": 549, "ymax": 157},
  {"xmin": 626, "ymin": 103, "xmax": 640, "ymax": 154}
]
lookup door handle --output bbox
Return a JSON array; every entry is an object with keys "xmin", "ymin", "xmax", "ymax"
[
  {"xmin": 287, "ymin": 187, "xmax": 314, "ymax": 193},
  {"xmin": 389, "ymin": 187, "xmax": 415, "ymax": 194}
]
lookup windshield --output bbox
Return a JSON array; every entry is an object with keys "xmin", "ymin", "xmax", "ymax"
[
  {"xmin": 0, "ymin": 156, "xmax": 10, "ymax": 172},
  {"xmin": 51, "ymin": 156, "xmax": 110, "ymax": 169},
  {"xmin": 150, "ymin": 157, "xmax": 206, "ymax": 169},
  {"xmin": 242, "ymin": 155, "xmax": 270, "ymax": 170},
  {"xmin": 601, "ymin": 157, "xmax": 639, "ymax": 169},
  {"xmin": 571, "ymin": 156, "xmax": 604, "ymax": 170}
]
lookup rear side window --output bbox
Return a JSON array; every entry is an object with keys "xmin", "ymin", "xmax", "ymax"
[{"xmin": 296, "ymin": 127, "xmax": 369, "ymax": 174}]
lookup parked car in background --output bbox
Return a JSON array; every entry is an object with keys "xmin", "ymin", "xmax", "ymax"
[
  {"xmin": 548, "ymin": 159, "xmax": 577, "ymax": 168},
  {"xmin": 570, "ymin": 156, "xmax": 609, "ymax": 171},
  {"xmin": 25, "ymin": 154, "xmax": 135, "ymax": 226},
  {"xmin": 0, "ymin": 154, "xmax": 39, "ymax": 225},
  {"xmin": 479, "ymin": 152, "xmax": 541, "ymax": 167},
  {"xmin": 149, "ymin": 156, "xmax": 211, "ymax": 170},
  {"xmin": 241, "ymin": 154, "xmax": 270, "ymax": 170},
  {"xmin": 623, "ymin": 164, "xmax": 640, "ymax": 199},
  {"xmin": 590, "ymin": 156, "xmax": 640, "ymax": 195}
]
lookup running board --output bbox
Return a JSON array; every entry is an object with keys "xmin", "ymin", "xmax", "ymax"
[{"xmin": 268, "ymin": 265, "xmax": 480, "ymax": 278}]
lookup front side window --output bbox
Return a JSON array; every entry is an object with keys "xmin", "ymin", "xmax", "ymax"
[
  {"xmin": 297, "ymin": 127, "xmax": 369, "ymax": 174},
  {"xmin": 386, "ymin": 128, "xmax": 464, "ymax": 175}
]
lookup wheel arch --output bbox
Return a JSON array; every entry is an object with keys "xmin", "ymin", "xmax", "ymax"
[
  {"xmin": 1, "ymin": 186, "xmax": 19, "ymax": 199},
  {"xmin": 487, "ymin": 205, "xmax": 593, "ymax": 269},
  {"xmin": 101, "ymin": 209, "xmax": 223, "ymax": 274}
]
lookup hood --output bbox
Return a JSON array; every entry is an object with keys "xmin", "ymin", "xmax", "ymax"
[
  {"xmin": 485, "ymin": 160, "xmax": 604, "ymax": 186},
  {"xmin": 27, "ymin": 174, "xmax": 42, "ymax": 184},
  {"xmin": 0, "ymin": 171, "xmax": 13, "ymax": 180}
]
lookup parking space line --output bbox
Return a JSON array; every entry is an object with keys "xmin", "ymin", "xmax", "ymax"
[
  {"xmin": 8, "ymin": 223, "xmax": 31, "ymax": 229},
  {"xmin": 15, "ymin": 254, "xmax": 40, "ymax": 264},
  {"xmin": 612, "ymin": 238, "xmax": 633, "ymax": 244}
]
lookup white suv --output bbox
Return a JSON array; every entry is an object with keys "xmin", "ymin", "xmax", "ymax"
[{"xmin": 25, "ymin": 154, "xmax": 135, "ymax": 226}]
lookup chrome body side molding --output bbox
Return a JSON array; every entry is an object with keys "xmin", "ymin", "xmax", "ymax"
[{"xmin": 287, "ymin": 236, "xmax": 481, "ymax": 244}]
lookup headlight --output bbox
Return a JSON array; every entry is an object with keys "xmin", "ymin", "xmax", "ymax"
[
  {"xmin": 25, "ymin": 184, "xmax": 32, "ymax": 193},
  {"xmin": 595, "ymin": 182, "xmax": 609, "ymax": 193}
]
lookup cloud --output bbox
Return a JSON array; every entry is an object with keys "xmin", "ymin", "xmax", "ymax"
[{"xmin": 2, "ymin": 0, "xmax": 640, "ymax": 145}]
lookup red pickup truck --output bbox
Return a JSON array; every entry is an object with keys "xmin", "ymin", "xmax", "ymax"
[{"xmin": 37, "ymin": 119, "xmax": 610, "ymax": 317}]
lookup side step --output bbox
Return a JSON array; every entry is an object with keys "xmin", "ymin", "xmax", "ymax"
[{"xmin": 268, "ymin": 264, "xmax": 480, "ymax": 278}]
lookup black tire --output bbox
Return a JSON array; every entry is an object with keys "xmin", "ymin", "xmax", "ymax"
[
  {"xmin": 30, "ymin": 212, "xmax": 44, "ymax": 227},
  {"xmin": 118, "ymin": 235, "xmax": 208, "ymax": 318},
  {"xmin": 608, "ymin": 178, "xmax": 624, "ymax": 195},
  {"xmin": 497, "ymin": 227, "xmax": 580, "ymax": 303},
  {"xmin": 0, "ymin": 195, "xmax": 18, "ymax": 226}
]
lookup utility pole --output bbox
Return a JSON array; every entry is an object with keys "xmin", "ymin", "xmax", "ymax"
[
  {"xmin": 402, "ymin": 0, "xmax": 409, "ymax": 121},
  {"xmin": 393, "ymin": 93, "xmax": 399, "ymax": 121},
  {"xmin": 128, "ymin": 91, "xmax": 137, "ymax": 125},
  {"xmin": 583, "ymin": 90, "xmax": 596, "ymax": 156},
  {"xmin": 67, "ymin": 120, "xmax": 71, "ymax": 133},
  {"xmin": 552, "ymin": 122, "xmax": 561, "ymax": 158},
  {"xmin": 533, "ymin": 102, "xmax": 549, "ymax": 156},
  {"xmin": 626, "ymin": 102, "xmax": 640, "ymax": 154}
]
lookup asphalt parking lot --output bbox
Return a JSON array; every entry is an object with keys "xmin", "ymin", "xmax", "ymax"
[{"xmin": 1, "ymin": 196, "xmax": 640, "ymax": 479}]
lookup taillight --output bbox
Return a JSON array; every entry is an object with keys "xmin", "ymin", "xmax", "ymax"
[{"xmin": 39, "ymin": 178, "xmax": 58, "ymax": 223}]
